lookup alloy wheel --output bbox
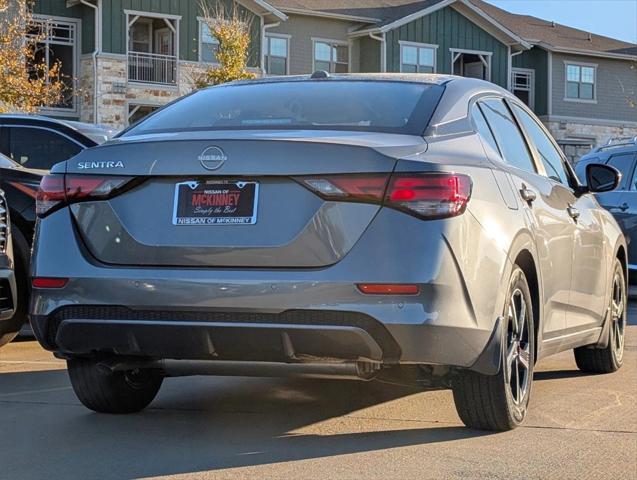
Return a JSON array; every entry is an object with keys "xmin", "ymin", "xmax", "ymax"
[
  {"xmin": 611, "ymin": 272, "xmax": 626, "ymax": 363},
  {"xmin": 505, "ymin": 288, "xmax": 531, "ymax": 406}
]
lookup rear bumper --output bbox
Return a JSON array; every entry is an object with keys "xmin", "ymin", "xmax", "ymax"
[
  {"xmin": 31, "ymin": 304, "xmax": 500, "ymax": 374},
  {"xmin": 30, "ymin": 207, "xmax": 507, "ymax": 373}
]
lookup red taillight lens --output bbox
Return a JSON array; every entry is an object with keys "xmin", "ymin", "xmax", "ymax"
[
  {"xmin": 386, "ymin": 173, "xmax": 472, "ymax": 219},
  {"xmin": 296, "ymin": 172, "xmax": 472, "ymax": 220},
  {"xmin": 36, "ymin": 174, "xmax": 132, "ymax": 217},
  {"xmin": 32, "ymin": 277, "xmax": 68, "ymax": 288}
]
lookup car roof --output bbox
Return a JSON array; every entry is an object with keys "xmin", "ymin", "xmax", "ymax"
[
  {"xmin": 0, "ymin": 114, "xmax": 115, "ymax": 144},
  {"xmin": 579, "ymin": 141, "xmax": 637, "ymax": 163},
  {"xmin": 225, "ymin": 72, "xmax": 497, "ymax": 88}
]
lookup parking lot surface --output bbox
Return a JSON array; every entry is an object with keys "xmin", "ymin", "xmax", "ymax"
[{"xmin": 1, "ymin": 307, "xmax": 636, "ymax": 480}]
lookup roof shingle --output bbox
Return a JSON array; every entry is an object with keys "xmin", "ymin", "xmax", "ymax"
[{"xmin": 268, "ymin": 0, "xmax": 637, "ymax": 56}]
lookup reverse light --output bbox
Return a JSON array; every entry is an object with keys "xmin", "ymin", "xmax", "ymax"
[
  {"xmin": 385, "ymin": 173, "xmax": 472, "ymax": 219},
  {"xmin": 357, "ymin": 284, "xmax": 420, "ymax": 295},
  {"xmin": 296, "ymin": 172, "xmax": 472, "ymax": 220},
  {"xmin": 32, "ymin": 277, "xmax": 69, "ymax": 289},
  {"xmin": 36, "ymin": 174, "xmax": 132, "ymax": 217}
]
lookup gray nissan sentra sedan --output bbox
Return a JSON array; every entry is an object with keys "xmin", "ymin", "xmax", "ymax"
[{"xmin": 30, "ymin": 74, "xmax": 627, "ymax": 431}]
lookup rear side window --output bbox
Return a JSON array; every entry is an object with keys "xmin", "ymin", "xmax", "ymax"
[
  {"xmin": 470, "ymin": 104, "xmax": 500, "ymax": 155},
  {"xmin": 478, "ymin": 99, "xmax": 536, "ymax": 174},
  {"xmin": 607, "ymin": 152, "xmax": 636, "ymax": 190},
  {"xmin": 511, "ymin": 103, "xmax": 570, "ymax": 185},
  {"xmin": 8, "ymin": 127, "xmax": 82, "ymax": 169}
]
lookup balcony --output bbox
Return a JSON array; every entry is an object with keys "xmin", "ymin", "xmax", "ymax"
[
  {"xmin": 125, "ymin": 12, "xmax": 178, "ymax": 86},
  {"xmin": 128, "ymin": 51, "xmax": 177, "ymax": 85}
]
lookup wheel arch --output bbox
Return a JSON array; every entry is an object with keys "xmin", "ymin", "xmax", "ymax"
[{"xmin": 506, "ymin": 229, "xmax": 543, "ymax": 364}]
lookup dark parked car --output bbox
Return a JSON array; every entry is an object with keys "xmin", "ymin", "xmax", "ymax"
[
  {"xmin": 575, "ymin": 137, "xmax": 637, "ymax": 280},
  {"xmin": 0, "ymin": 189, "xmax": 18, "ymax": 347},
  {"xmin": 0, "ymin": 114, "xmax": 113, "ymax": 323},
  {"xmin": 31, "ymin": 74, "xmax": 627, "ymax": 431}
]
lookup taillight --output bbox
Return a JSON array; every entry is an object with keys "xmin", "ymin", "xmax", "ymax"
[
  {"xmin": 385, "ymin": 173, "xmax": 472, "ymax": 219},
  {"xmin": 36, "ymin": 174, "xmax": 132, "ymax": 217},
  {"xmin": 295, "ymin": 172, "xmax": 472, "ymax": 220},
  {"xmin": 299, "ymin": 174, "xmax": 389, "ymax": 203}
]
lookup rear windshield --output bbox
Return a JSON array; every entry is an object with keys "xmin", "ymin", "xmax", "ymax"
[{"xmin": 123, "ymin": 80, "xmax": 444, "ymax": 136}]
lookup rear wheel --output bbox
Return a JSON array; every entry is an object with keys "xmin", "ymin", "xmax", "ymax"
[
  {"xmin": 574, "ymin": 258, "xmax": 626, "ymax": 374},
  {"xmin": 67, "ymin": 358, "xmax": 163, "ymax": 414},
  {"xmin": 452, "ymin": 266, "xmax": 535, "ymax": 431}
]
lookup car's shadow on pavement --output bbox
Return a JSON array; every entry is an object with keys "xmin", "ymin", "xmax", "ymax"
[{"xmin": 1, "ymin": 368, "xmax": 491, "ymax": 479}]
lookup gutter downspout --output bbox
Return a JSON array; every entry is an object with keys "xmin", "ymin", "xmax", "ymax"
[
  {"xmin": 369, "ymin": 32, "xmax": 386, "ymax": 72},
  {"xmin": 508, "ymin": 48, "xmax": 523, "ymax": 91},
  {"xmin": 261, "ymin": 20, "xmax": 280, "ymax": 75},
  {"xmin": 80, "ymin": 0, "xmax": 101, "ymax": 124}
]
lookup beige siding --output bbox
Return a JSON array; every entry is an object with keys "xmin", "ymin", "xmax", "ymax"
[
  {"xmin": 269, "ymin": 14, "xmax": 366, "ymax": 75},
  {"xmin": 551, "ymin": 52, "xmax": 637, "ymax": 123}
]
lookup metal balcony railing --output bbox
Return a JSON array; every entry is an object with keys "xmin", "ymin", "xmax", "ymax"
[{"xmin": 128, "ymin": 51, "xmax": 177, "ymax": 85}]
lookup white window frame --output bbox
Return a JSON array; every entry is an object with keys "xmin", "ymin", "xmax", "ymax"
[
  {"xmin": 399, "ymin": 41, "xmax": 438, "ymax": 73},
  {"xmin": 264, "ymin": 33, "xmax": 290, "ymax": 76},
  {"xmin": 511, "ymin": 67, "xmax": 535, "ymax": 111},
  {"xmin": 29, "ymin": 15, "xmax": 81, "ymax": 116},
  {"xmin": 450, "ymin": 48, "xmax": 492, "ymax": 82},
  {"xmin": 198, "ymin": 17, "xmax": 220, "ymax": 64},
  {"xmin": 563, "ymin": 60, "xmax": 598, "ymax": 104},
  {"xmin": 311, "ymin": 37, "xmax": 350, "ymax": 73}
]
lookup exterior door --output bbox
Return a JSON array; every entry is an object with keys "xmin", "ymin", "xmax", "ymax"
[
  {"xmin": 155, "ymin": 28, "xmax": 173, "ymax": 56},
  {"xmin": 510, "ymin": 102, "xmax": 607, "ymax": 330},
  {"xmin": 478, "ymin": 98, "xmax": 574, "ymax": 336}
]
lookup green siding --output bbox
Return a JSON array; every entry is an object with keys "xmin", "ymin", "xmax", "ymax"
[
  {"xmin": 33, "ymin": 0, "xmax": 95, "ymax": 54},
  {"xmin": 385, "ymin": 6, "xmax": 509, "ymax": 88},
  {"xmin": 512, "ymin": 47, "xmax": 548, "ymax": 116},
  {"xmin": 101, "ymin": 0, "xmax": 261, "ymax": 66},
  {"xmin": 358, "ymin": 36, "xmax": 380, "ymax": 72}
]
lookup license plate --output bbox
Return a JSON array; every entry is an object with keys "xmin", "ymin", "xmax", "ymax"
[{"xmin": 172, "ymin": 180, "xmax": 259, "ymax": 225}]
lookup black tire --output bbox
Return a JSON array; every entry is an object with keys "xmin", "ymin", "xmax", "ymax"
[
  {"xmin": 67, "ymin": 358, "xmax": 163, "ymax": 414},
  {"xmin": 11, "ymin": 223, "xmax": 31, "ymax": 326},
  {"xmin": 452, "ymin": 266, "xmax": 535, "ymax": 431},
  {"xmin": 574, "ymin": 258, "xmax": 626, "ymax": 374}
]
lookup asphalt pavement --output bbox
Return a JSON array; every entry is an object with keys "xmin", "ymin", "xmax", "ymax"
[{"xmin": 0, "ymin": 307, "xmax": 635, "ymax": 480}]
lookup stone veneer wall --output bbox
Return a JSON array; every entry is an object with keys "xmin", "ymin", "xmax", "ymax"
[
  {"xmin": 544, "ymin": 119, "xmax": 637, "ymax": 163},
  {"xmin": 85, "ymin": 55, "xmax": 213, "ymax": 130}
]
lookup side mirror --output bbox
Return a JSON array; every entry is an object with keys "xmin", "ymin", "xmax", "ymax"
[{"xmin": 586, "ymin": 163, "xmax": 621, "ymax": 193}]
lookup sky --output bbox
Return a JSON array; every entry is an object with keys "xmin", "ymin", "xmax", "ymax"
[{"xmin": 486, "ymin": 0, "xmax": 637, "ymax": 44}]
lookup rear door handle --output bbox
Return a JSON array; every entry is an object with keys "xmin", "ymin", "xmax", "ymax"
[
  {"xmin": 609, "ymin": 203, "xmax": 629, "ymax": 212},
  {"xmin": 520, "ymin": 187, "xmax": 536, "ymax": 203},
  {"xmin": 567, "ymin": 205, "xmax": 580, "ymax": 220}
]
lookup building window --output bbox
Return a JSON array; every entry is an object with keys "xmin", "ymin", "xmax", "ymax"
[
  {"xmin": 400, "ymin": 42, "xmax": 436, "ymax": 73},
  {"xmin": 27, "ymin": 17, "xmax": 78, "ymax": 111},
  {"xmin": 265, "ymin": 35, "xmax": 289, "ymax": 75},
  {"xmin": 313, "ymin": 40, "xmax": 348, "ymax": 73},
  {"xmin": 565, "ymin": 63, "xmax": 596, "ymax": 101},
  {"xmin": 511, "ymin": 68, "xmax": 535, "ymax": 110},
  {"xmin": 129, "ymin": 19, "xmax": 152, "ymax": 52},
  {"xmin": 199, "ymin": 21, "xmax": 219, "ymax": 63}
]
